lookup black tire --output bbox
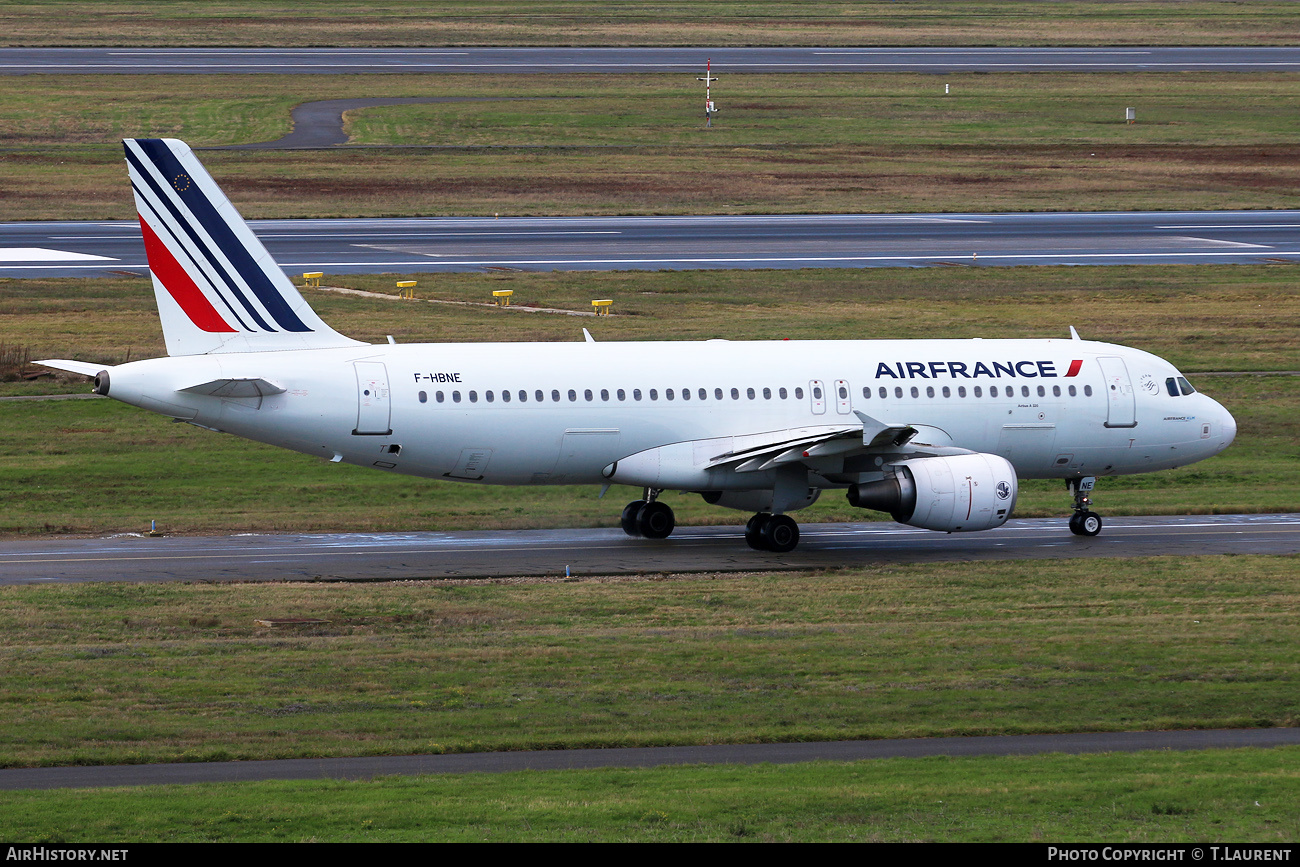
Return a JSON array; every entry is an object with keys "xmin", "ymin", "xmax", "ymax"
[
  {"xmin": 1069, "ymin": 511, "xmax": 1102, "ymax": 536},
  {"xmin": 760, "ymin": 514, "xmax": 800, "ymax": 553},
  {"xmin": 636, "ymin": 501, "xmax": 676, "ymax": 539},
  {"xmin": 745, "ymin": 513, "xmax": 770, "ymax": 550},
  {"xmin": 621, "ymin": 500, "xmax": 646, "ymax": 536}
]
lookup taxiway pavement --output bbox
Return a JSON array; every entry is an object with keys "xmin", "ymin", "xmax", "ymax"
[
  {"xmin": 4, "ymin": 46, "xmax": 1300, "ymax": 74},
  {"xmin": 4, "ymin": 727, "xmax": 1297, "ymax": 790},
  {"xmin": 3, "ymin": 514, "xmax": 1297, "ymax": 585},
  {"xmin": 5, "ymin": 210, "xmax": 1300, "ymax": 279}
]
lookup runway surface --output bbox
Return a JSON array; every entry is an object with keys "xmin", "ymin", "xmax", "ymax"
[
  {"xmin": 6, "ymin": 210, "xmax": 1300, "ymax": 279},
  {"xmin": 3, "ymin": 727, "xmax": 1297, "ymax": 791},
  {"xmin": 4, "ymin": 46, "xmax": 1300, "ymax": 74},
  {"xmin": 3, "ymin": 514, "xmax": 1298, "ymax": 585}
]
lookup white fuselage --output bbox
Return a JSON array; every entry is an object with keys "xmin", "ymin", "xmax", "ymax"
[{"xmin": 100, "ymin": 336, "xmax": 1236, "ymax": 494}]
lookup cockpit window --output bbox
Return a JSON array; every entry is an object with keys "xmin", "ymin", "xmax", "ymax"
[
  {"xmin": 1166, "ymin": 377, "xmax": 1180, "ymax": 397},
  {"xmin": 1166, "ymin": 376, "xmax": 1198, "ymax": 397},
  {"xmin": 1178, "ymin": 376, "xmax": 1196, "ymax": 396}
]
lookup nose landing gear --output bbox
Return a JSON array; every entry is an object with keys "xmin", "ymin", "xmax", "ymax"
[{"xmin": 1067, "ymin": 477, "xmax": 1102, "ymax": 536}]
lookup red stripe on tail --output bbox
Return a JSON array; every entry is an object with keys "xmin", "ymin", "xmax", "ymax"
[{"xmin": 139, "ymin": 217, "xmax": 236, "ymax": 333}]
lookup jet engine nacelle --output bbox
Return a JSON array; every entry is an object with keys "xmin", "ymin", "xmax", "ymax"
[{"xmin": 847, "ymin": 453, "xmax": 1017, "ymax": 532}]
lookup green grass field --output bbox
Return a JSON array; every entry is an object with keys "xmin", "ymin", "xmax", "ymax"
[
  {"xmin": 0, "ymin": 556, "xmax": 1297, "ymax": 841},
  {"xmin": 3, "ymin": 748, "xmax": 1297, "ymax": 842},
  {"xmin": 1, "ymin": 557, "xmax": 1296, "ymax": 768},
  {"xmin": 7, "ymin": 71, "xmax": 1300, "ymax": 219}
]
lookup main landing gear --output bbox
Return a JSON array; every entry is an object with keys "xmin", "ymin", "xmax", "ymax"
[
  {"xmin": 619, "ymin": 491, "xmax": 802, "ymax": 553},
  {"xmin": 1067, "ymin": 477, "xmax": 1102, "ymax": 537},
  {"xmin": 744, "ymin": 513, "xmax": 800, "ymax": 553},
  {"xmin": 621, "ymin": 489, "xmax": 676, "ymax": 539}
]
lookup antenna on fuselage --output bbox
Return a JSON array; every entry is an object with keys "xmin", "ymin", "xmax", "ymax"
[{"xmin": 1069, "ymin": 326, "xmax": 1081, "ymax": 341}]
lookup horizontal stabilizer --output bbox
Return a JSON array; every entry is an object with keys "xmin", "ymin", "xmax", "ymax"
[
  {"xmin": 35, "ymin": 359, "xmax": 108, "ymax": 377},
  {"xmin": 179, "ymin": 378, "xmax": 286, "ymax": 398}
]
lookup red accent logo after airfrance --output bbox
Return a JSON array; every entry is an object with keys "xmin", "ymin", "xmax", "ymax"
[{"xmin": 874, "ymin": 360, "xmax": 1084, "ymax": 379}]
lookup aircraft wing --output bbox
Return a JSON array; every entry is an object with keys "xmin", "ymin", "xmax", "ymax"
[{"xmin": 704, "ymin": 412, "xmax": 971, "ymax": 474}]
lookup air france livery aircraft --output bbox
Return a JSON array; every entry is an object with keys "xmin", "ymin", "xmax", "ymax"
[{"xmin": 40, "ymin": 139, "xmax": 1237, "ymax": 552}]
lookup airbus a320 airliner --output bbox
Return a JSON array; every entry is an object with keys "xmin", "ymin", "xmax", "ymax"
[{"xmin": 40, "ymin": 139, "xmax": 1236, "ymax": 552}]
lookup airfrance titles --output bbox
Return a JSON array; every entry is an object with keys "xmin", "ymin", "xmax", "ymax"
[{"xmin": 873, "ymin": 359, "xmax": 1082, "ymax": 380}]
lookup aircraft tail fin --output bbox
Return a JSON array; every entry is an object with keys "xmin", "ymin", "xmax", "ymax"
[{"xmin": 123, "ymin": 138, "xmax": 364, "ymax": 356}]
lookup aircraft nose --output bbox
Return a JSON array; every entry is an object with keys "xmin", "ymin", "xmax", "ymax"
[{"xmin": 1219, "ymin": 403, "xmax": 1237, "ymax": 450}]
